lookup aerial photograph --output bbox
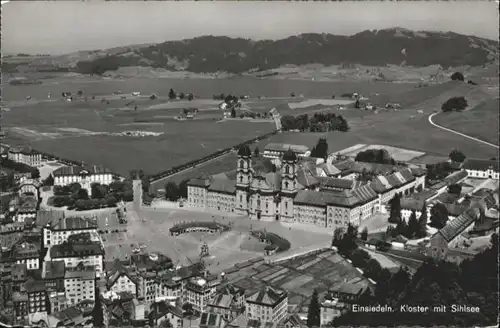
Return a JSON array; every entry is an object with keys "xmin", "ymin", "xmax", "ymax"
[{"xmin": 0, "ymin": 1, "xmax": 498, "ymax": 327}]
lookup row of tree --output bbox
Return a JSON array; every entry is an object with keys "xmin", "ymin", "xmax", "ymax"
[
  {"xmin": 168, "ymin": 88, "xmax": 194, "ymax": 101},
  {"xmin": 281, "ymin": 112, "xmax": 349, "ymax": 132},
  {"xmin": 330, "ymin": 233, "xmax": 498, "ymax": 326},
  {"xmin": 51, "ymin": 181, "xmax": 133, "ymax": 210},
  {"xmin": 164, "ymin": 179, "xmax": 190, "ymax": 201},
  {"xmin": 355, "ymin": 148, "xmax": 396, "ymax": 165},
  {"xmin": 1, "ymin": 158, "xmax": 40, "ymax": 179}
]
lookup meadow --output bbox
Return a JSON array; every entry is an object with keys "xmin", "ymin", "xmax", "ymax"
[
  {"xmin": 432, "ymin": 98, "xmax": 499, "ymax": 146},
  {"xmin": 3, "ymin": 76, "xmax": 497, "ymax": 179},
  {"xmin": 3, "ymin": 75, "xmax": 416, "ymax": 101}
]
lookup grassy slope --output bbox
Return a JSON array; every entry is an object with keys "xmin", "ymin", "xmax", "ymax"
[{"xmin": 432, "ymin": 97, "xmax": 499, "ymax": 145}]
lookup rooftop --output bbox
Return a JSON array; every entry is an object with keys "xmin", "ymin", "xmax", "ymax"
[
  {"xmin": 52, "ymin": 165, "xmax": 113, "ymax": 177},
  {"xmin": 246, "ymin": 286, "xmax": 286, "ymax": 306},
  {"xmin": 264, "ymin": 143, "xmax": 309, "ymax": 154},
  {"xmin": 462, "ymin": 158, "xmax": 499, "ymax": 173}
]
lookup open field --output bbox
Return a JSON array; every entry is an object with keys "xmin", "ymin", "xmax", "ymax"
[
  {"xmin": 2, "ymin": 96, "xmax": 275, "ymax": 176},
  {"xmin": 432, "ymin": 98, "xmax": 499, "ymax": 145},
  {"xmin": 3, "ymin": 76, "xmax": 417, "ymax": 101},
  {"xmin": 336, "ymin": 144, "xmax": 425, "ymax": 162},
  {"xmin": 222, "ymin": 249, "xmax": 366, "ymax": 313},
  {"xmin": 4, "ymin": 77, "xmax": 497, "ymax": 178}
]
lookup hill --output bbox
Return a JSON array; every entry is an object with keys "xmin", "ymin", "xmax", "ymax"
[{"xmin": 3, "ymin": 28, "xmax": 498, "ymax": 75}]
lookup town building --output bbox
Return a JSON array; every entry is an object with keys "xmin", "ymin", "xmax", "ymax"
[
  {"xmin": 49, "ymin": 236, "xmax": 104, "ymax": 277},
  {"xmin": 18, "ymin": 179, "xmax": 41, "ymax": 201},
  {"xmin": 148, "ymin": 301, "xmax": 183, "ymax": 328},
  {"xmin": 206, "ymin": 284, "xmax": 245, "ymax": 321},
  {"xmin": 184, "ymin": 276, "xmax": 219, "ymax": 312},
  {"xmin": 245, "ymin": 286, "xmax": 288, "ymax": 323},
  {"xmin": 106, "ymin": 263, "xmax": 138, "ymax": 296},
  {"xmin": 263, "ymin": 143, "xmax": 310, "ymax": 166},
  {"xmin": 11, "ymin": 240, "xmax": 40, "ymax": 270},
  {"xmin": 462, "ymin": 158, "xmax": 499, "ymax": 180},
  {"xmin": 42, "ymin": 260, "xmax": 66, "ymax": 292},
  {"xmin": 428, "ymin": 189, "xmax": 498, "ymax": 260},
  {"xmin": 8, "ymin": 146, "xmax": 42, "ymax": 167},
  {"xmin": 51, "ymin": 165, "xmax": 114, "ymax": 193},
  {"xmin": 101, "ymin": 291, "xmax": 146, "ymax": 327},
  {"xmin": 320, "ymin": 277, "xmax": 371, "ymax": 325},
  {"xmin": 9, "ymin": 195, "xmax": 38, "ymax": 223},
  {"xmin": 42, "ymin": 216, "xmax": 99, "ymax": 247},
  {"xmin": 64, "ymin": 264, "xmax": 96, "ymax": 306}
]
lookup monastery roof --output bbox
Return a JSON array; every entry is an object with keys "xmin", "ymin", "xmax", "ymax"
[
  {"xmin": 318, "ymin": 162, "xmax": 342, "ymax": 176},
  {"xmin": 462, "ymin": 158, "xmax": 499, "ymax": 172},
  {"xmin": 187, "ymin": 178, "xmax": 211, "ymax": 188},
  {"xmin": 208, "ymin": 177, "xmax": 236, "ymax": 194},
  {"xmin": 317, "ymin": 177, "xmax": 355, "ymax": 190},
  {"xmin": 264, "ymin": 143, "xmax": 309, "ymax": 154},
  {"xmin": 52, "ymin": 165, "xmax": 113, "ymax": 177}
]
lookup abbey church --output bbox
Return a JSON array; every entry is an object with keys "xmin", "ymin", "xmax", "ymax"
[{"xmin": 187, "ymin": 145, "xmax": 426, "ymax": 229}]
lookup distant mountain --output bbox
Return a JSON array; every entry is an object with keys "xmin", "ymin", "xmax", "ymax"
[{"xmin": 4, "ymin": 28, "xmax": 499, "ymax": 75}]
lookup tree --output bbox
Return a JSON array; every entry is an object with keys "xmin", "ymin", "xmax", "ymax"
[
  {"xmin": 106, "ymin": 195, "xmax": 117, "ymax": 207},
  {"xmin": 165, "ymin": 181, "xmax": 179, "ymax": 201},
  {"xmin": 449, "ymin": 149, "xmax": 466, "ymax": 163},
  {"xmin": 450, "ymin": 72, "xmax": 465, "ymax": 81},
  {"xmin": 31, "ymin": 168, "xmax": 40, "ymax": 179},
  {"xmin": 395, "ymin": 219, "xmax": 408, "ymax": 238},
  {"xmin": 77, "ymin": 188, "xmax": 89, "ymax": 200},
  {"xmin": 306, "ymin": 289, "xmax": 321, "ymax": 327},
  {"xmin": 448, "ymin": 184, "xmax": 462, "ymax": 195},
  {"xmin": 416, "ymin": 204, "xmax": 428, "ymax": 237},
  {"xmin": 361, "ymin": 227, "xmax": 368, "ymax": 241},
  {"xmin": 77, "ymin": 90, "xmax": 84, "ymax": 97},
  {"xmin": 177, "ymin": 179, "xmax": 189, "ymax": 199},
  {"xmin": 179, "ymin": 92, "xmax": 185, "ymax": 100},
  {"xmin": 355, "ymin": 99, "xmax": 360, "ymax": 108},
  {"xmin": 168, "ymin": 88, "xmax": 176, "ymax": 100},
  {"xmin": 253, "ymin": 147, "xmax": 260, "ymax": 157},
  {"xmin": 182, "ymin": 303, "xmax": 194, "ymax": 315},
  {"xmin": 430, "ymin": 203, "xmax": 449, "ymax": 229},
  {"xmin": 310, "ymin": 138, "xmax": 329, "ymax": 159},
  {"xmin": 42, "ymin": 174, "xmax": 54, "ymax": 186},
  {"xmin": 92, "ymin": 287, "xmax": 104, "ymax": 327},
  {"xmin": 407, "ymin": 210, "xmax": 420, "ymax": 239},
  {"xmin": 141, "ymin": 176, "xmax": 150, "ymax": 193},
  {"xmin": 187, "ymin": 93, "xmax": 194, "ymax": 101},
  {"xmin": 388, "ymin": 194, "xmax": 401, "ymax": 223},
  {"xmin": 441, "ymin": 96, "xmax": 468, "ymax": 112},
  {"xmin": 355, "ymin": 149, "xmax": 395, "ymax": 165},
  {"xmin": 231, "ymin": 107, "xmax": 236, "ymax": 118},
  {"xmin": 91, "ymin": 183, "xmax": 108, "ymax": 199},
  {"xmin": 69, "ymin": 182, "xmax": 82, "ymax": 194}
]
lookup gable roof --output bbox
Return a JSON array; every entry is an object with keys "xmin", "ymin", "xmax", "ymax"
[
  {"xmin": 208, "ymin": 177, "xmax": 236, "ymax": 194},
  {"xmin": 264, "ymin": 143, "xmax": 309, "ymax": 154},
  {"xmin": 52, "ymin": 165, "xmax": 113, "ymax": 177},
  {"xmin": 438, "ymin": 208, "xmax": 479, "ymax": 242},
  {"xmin": 318, "ymin": 177, "xmax": 355, "ymax": 190},
  {"xmin": 462, "ymin": 158, "xmax": 499, "ymax": 172},
  {"xmin": 246, "ymin": 286, "xmax": 286, "ymax": 306},
  {"xmin": 48, "ymin": 216, "xmax": 98, "ymax": 231}
]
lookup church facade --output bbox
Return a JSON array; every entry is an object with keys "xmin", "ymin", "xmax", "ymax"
[{"xmin": 187, "ymin": 145, "xmax": 425, "ymax": 229}]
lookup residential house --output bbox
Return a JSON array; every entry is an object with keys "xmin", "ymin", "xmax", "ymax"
[
  {"xmin": 245, "ymin": 286, "xmax": 288, "ymax": 323},
  {"xmin": 281, "ymin": 313, "xmax": 307, "ymax": 328},
  {"xmin": 25, "ymin": 279, "xmax": 48, "ymax": 316},
  {"xmin": 9, "ymin": 195, "xmax": 38, "ymax": 223},
  {"xmin": 18, "ymin": 179, "xmax": 41, "ymax": 201},
  {"xmin": 207, "ymin": 284, "xmax": 245, "ymax": 321},
  {"xmin": 106, "ymin": 260, "xmax": 138, "ymax": 296},
  {"xmin": 11, "ymin": 240, "xmax": 40, "ymax": 270},
  {"xmin": 199, "ymin": 311, "xmax": 226, "ymax": 328},
  {"xmin": 148, "ymin": 301, "xmax": 183, "ymax": 328},
  {"xmin": 184, "ymin": 276, "xmax": 219, "ymax": 312},
  {"xmin": 320, "ymin": 277, "xmax": 371, "ymax": 325}
]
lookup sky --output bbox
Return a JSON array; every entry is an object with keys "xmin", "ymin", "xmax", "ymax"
[{"xmin": 2, "ymin": 1, "xmax": 499, "ymax": 55}]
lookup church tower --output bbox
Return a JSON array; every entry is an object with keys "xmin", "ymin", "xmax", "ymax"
[
  {"xmin": 235, "ymin": 145, "xmax": 252, "ymax": 214},
  {"xmin": 280, "ymin": 148, "xmax": 298, "ymax": 221}
]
